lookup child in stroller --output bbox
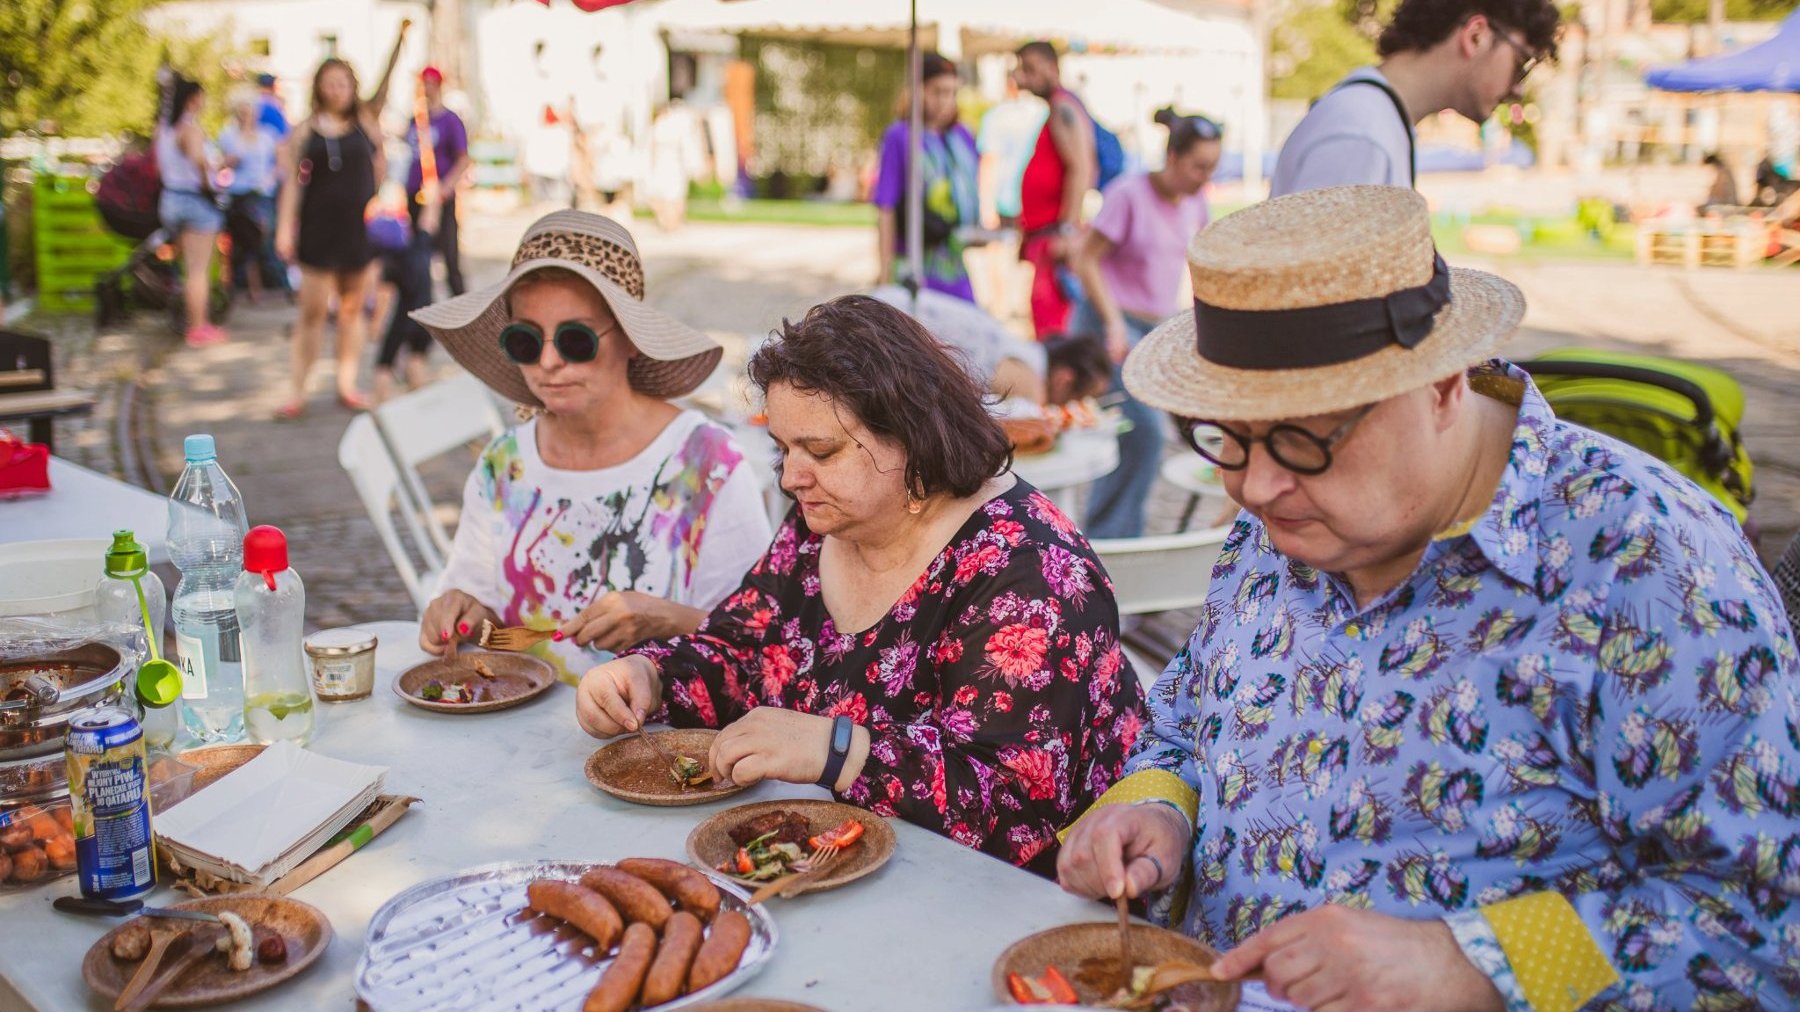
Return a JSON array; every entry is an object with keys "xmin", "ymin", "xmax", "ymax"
[{"xmin": 92, "ymin": 137, "xmax": 232, "ymax": 333}]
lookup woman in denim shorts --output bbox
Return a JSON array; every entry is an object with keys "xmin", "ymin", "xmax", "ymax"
[{"xmin": 156, "ymin": 76, "xmax": 228, "ymax": 347}]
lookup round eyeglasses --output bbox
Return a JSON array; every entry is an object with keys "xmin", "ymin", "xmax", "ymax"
[
  {"xmin": 1175, "ymin": 404, "xmax": 1376, "ymax": 477},
  {"xmin": 498, "ymin": 321, "xmax": 615, "ymax": 365}
]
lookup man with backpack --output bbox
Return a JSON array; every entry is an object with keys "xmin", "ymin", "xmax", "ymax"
[
  {"xmin": 1014, "ymin": 41, "xmax": 1114, "ymax": 339},
  {"xmin": 1271, "ymin": 0, "xmax": 1560, "ymax": 196}
]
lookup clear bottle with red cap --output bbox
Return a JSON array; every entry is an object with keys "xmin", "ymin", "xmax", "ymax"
[{"xmin": 234, "ymin": 525, "xmax": 314, "ymax": 745}]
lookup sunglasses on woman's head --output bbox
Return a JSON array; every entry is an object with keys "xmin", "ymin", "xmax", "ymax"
[
  {"xmin": 498, "ymin": 321, "xmax": 615, "ymax": 365},
  {"xmin": 1187, "ymin": 117, "xmax": 1222, "ymax": 141}
]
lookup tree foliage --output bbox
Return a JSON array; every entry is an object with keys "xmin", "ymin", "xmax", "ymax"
[{"xmin": 0, "ymin": 0, "xmax": 244, "ymax": 138}]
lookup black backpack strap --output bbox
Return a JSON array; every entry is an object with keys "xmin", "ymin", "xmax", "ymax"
[{"xmin": 1329, "ymin": 76, "xmax": 1416, "ymax": 186}]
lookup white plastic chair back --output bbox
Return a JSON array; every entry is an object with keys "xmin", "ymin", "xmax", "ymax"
[
  {"xmin": 337, "ymin": 413, "xmax": 439, "ymax": 615},
  {"xmin": 1088, "ymin": 524, "xmax": 1232, "ymax": 617},
  {"xmin": 373, "ymin": 372, "xmax": 506, "ymax": 565}
]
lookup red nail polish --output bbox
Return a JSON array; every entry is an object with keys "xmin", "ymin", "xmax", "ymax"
[
  {"xmin": 457, "ymin": 622, "xmax": 470, "ymax": 636},
  {"xmin": 552, "ymin": 630, "xmax": 564, "ymax": 642},
  {"xmin": 440, "ymin": 629, "xmax": 450, "ymax": 641}
]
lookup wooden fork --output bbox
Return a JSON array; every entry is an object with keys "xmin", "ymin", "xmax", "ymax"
[
  {"xmin": 748, "ymin": 842, "xmax": 845, "ymax": 903},
  {"xmin": 479, "ymin": 620, "xmax": 556, "ymax": 652}
]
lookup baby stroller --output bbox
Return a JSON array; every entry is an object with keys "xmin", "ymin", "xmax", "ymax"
[
  {"xmin": 1519, "ymin": 348, "xmax": 1757, "ymax": 540},
  {"xmin": 92, "ymin": 144, "xmax": 231, "ymax": 333}
]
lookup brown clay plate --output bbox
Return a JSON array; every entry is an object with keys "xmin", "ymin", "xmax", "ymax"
[
  {"xmin": 991, "ymin": 922, "xmax": 1239, "ymax": 1010},
  {"xmin": 82, "ymin": 894, "xmax": 331, "ymax": 1007},
  {"xmin": 393, "ymin": 651, "xmax": 556, "ymax": 714},
  {"xmin": 584, "ymin": 728, "xmax": 750, "ymax": 807},
  {"xmin": 686, "ymin": 798, "xmax": 895, "ymax": 898},
  {"xmin": 684, "ymin": 993, "xmax": 831, "ymax": 1001},
  {"xmin": 177, "ymin": 744, "xmax": 267, "ymax": 793}
]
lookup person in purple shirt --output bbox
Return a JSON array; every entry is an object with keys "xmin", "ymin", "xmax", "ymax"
[
  {"xmin": 405, "ymin": 66, "xmax": 472, "ymax": 297},
  {"xmin": 1069, "ymin": 111, "xmax": 1221, "ymax": 538},
  {"xmin": 871, "ymin": 52, "xmax": 980, "ymax": 302}
]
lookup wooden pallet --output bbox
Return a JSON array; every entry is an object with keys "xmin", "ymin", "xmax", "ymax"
[
  {"xmin": 32, "ymin": 174, "xmax": 135, "ymax": 313},
  {"xmin": 1636, "ymin": 221, "xmax": 1767, "ymax": 269}
]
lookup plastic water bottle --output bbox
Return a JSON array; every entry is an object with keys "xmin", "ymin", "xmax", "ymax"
[
  {"xmin": 168, "ymin": 434, "xmax": 250, "ymax": 745},
  {"xmin": 235, "ymin": 526, "xmax": 314, "ymax": 745},
  {"xmin": 94, "ymin": 531, "xmax": 178, "ymax": 751}
]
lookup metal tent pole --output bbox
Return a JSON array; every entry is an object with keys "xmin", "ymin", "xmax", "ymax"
[{"xmin": 905, "ymin": 0, "xmax": 925, "ymax": 308}]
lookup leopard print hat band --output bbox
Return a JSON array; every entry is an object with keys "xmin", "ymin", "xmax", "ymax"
[{"xmin": 409, "ymin": 210, "xmax": 721, "ymax": 408}]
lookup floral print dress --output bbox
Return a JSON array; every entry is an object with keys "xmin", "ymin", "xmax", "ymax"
[{"xmin": 629, "ymin": 480, "xmax": 1145, "ymax": 875}]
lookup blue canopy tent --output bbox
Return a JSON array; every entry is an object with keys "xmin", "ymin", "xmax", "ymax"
[{"xmin": 1644, "ymin": 10, "xmax": 1800, "ymax": 92}]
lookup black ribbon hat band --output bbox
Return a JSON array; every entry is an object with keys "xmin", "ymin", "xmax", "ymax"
[{"xmin": 1192, "ymin": 253, "xmax": 1452, "ymax": 371}]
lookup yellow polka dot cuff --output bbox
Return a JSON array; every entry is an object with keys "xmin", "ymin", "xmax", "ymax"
[
  {"xmin": 1482, "ymin": 891, "xmax": 1620, "ymax": 1012},
  {"xmin": 1058, "ymin": 769, "xmax": 1199, "ymax": 843}
]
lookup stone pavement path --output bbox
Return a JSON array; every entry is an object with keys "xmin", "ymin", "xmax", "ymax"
[{"xmin": 40, "ymin": 207, "xmax": 1800, "ymax": 664}]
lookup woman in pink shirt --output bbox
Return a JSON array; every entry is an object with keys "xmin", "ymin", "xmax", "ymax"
[{"xmin": 1070, "ymin": 110, "xmax": 1221, "ymax": 538}]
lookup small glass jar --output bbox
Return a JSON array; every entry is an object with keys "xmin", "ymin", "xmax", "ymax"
[{"xmin": 303, "ymin": 629, "xmax": 378, "ymax": 701}]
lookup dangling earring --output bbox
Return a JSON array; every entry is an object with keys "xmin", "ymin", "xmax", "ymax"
[{"xmin": 904, "ymin": 491, "xmax": 924, "ymax": 515}]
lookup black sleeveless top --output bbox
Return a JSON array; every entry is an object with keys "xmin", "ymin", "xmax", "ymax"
[{"xmin": 296, "ymin": 120, "xmax": 377, "ymax": 271}]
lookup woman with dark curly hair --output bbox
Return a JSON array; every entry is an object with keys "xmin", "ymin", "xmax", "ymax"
[
  {"xmin": 1271, "ymin": 0, "xmax": 1562, "ymax": 196},
  {"xmin": 576, "ymin": 295, "xmax": 1145, "ymax": 876}
]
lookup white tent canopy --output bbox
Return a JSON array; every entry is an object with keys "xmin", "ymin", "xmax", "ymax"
[{"xmin": 650, "ymin": 0, "xmax": 1246, "ymax": 58}]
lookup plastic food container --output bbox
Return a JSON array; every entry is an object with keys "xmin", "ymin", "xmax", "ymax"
[
  {"xmin": 0, "ymin": 793, "xmax": 76, "ymax": 890},
  {"xmin": 304, "ymin": 628, "xmax": 378, "ymax": 701}
]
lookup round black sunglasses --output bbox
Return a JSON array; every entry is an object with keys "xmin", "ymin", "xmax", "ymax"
[
  {"xmin": 498, "ymin": 321, "xmax": 617, "ymax": 365},
  {"xmin": 1176, "ymin": 404, "xmax": 1375, "ymax": 477}
]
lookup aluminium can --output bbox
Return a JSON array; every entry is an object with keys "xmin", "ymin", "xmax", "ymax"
[{"xmin": 65, "ymin": 705, "xmax": 156, "ymax": 900}]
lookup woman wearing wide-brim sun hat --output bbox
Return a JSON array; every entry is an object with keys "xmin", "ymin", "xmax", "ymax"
[{"xmin": 407, "ymin": 210, "xmax": 773, "ymax": 684}]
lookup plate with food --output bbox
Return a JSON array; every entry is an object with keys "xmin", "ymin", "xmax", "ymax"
[
  {"xmin": 993, "ymin": 922, "xmax": 1239, "ymax": 1010},
  {"xmin": 686, "ymin": 799, "xmax": 893, "ymax": 899},
  {"xmin": 354, "ymin": 858, "xmax": 775, "ymax": 1011},
  {"xmin": 81, "ymin": 894, "xmax": 331, "ymax": 1008},
  {"xmin": 585, "ymin": 729, "xmax": 749, "ymax": 807},
  {"xmin": 394, "ymin": 651, "xmax": 556, "ymax": 713}
]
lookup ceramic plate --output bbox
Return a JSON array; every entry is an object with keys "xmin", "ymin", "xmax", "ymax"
[
  {"xmin": 684, "ymin": 993, "xmax": 831, "ymax": 1001},
  {"xmin": 991, "ymin": 922, "xmax": 1238, "ymax": 1010},
  {"xmin": 82, "ymin": 894, "xmax": 331, "ymax": 1008},
  {"xmin": 353, "ymin": 859, "xmax": 774, "ymax": 1010},
  {"xmin": 686, "ymin": 799, "xmax": 894, "ymax": 899},
  {"xmin": 584, "ymin": 729, "xmax": 750, "ymax": 807},
  {"xmin": 394, "ymin": 651, "xmax": 556, "ymax": 714}
]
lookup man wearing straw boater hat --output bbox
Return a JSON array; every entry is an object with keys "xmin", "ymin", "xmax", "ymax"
[
  {"xmin": 406, "ymin": 210, "xmax": 771, "ymax": 684},
  {"xmin": 1058, "ymin": 187, "xmax": 1799, "ymax": 1010}
]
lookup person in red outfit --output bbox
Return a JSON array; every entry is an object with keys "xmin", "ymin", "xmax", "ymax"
[
  {"xmin": 576, "ymin": 295, "xmax": 1145, "ymax": 875},
  {"xmin": 1013, "ymin": 41, "xmax": 1095, "ymax": 339}
]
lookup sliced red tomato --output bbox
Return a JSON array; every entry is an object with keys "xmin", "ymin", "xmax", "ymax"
[
  {"xmin": 732, "ymin": 848, "xmax": 754, "ymax": 875},
  {"xmin": 1039, "ymin": 964, "xmax": 1078, "ymax": 1003},
  {"xmin": 807, "ymin": 818, "xmax": 866, "ymax": 851},
  {"xmin": 1005, "ymin": 966, "xmax": 1078, "ymax": 1004}
]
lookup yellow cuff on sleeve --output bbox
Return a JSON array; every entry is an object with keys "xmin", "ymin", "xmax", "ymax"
[
  {"xmin": 1482, "ymin": 891, "xmax": 1620, "ymax": 1012},
  {"xmin": 1057, "ymin": 769, "xmax": 1199, "ymax": 843}
]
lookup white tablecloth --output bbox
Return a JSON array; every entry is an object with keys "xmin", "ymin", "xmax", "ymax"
[
  {"xmin": 0, "ymin": 621, "xmax": 1117, "ymax": 1011},
  {"xmin": 0, "ymin": 458, "xmax": 170, "ymax": 563}
]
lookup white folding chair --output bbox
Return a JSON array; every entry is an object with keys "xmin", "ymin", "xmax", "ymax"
[
  {"xmin": 373, "ymin": 372, "xmax": 507, "ymax": 566},
  {"xmin": 1089, "ymin": 523, "xmax": 1233, "ymax": 687},
  {"xmin": 337, "ymin": 414, "xmax": 441, "ymax": 615}
]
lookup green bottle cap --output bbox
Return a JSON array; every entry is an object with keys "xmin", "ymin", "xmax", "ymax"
[
  {"xmin": 136, "ymin": 659, "xmax": 182, "ymax": 709},
  {"xmin": 104, "ymin": 530, "xmax": 148, "ymax": 578}
]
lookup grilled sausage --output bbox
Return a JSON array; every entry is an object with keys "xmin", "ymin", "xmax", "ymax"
[
  {"xmin": 686, "ymin": 909, "xmax": 751, "ymax": 993},
  {"xmin": 525, "ymin": 880, "xmax": 623, "ymax": 951},
  {"xmin": 583, "ymin": 921, "xmax": 656, "ymax": 1012},
  {"xmin": 579, "ymin": 866, "xmax": 672, "ymax": 931},
  {"xmin": 616, "ymin": 858, "xmax": 722, "ymax": 922},
  {"xmin": 640, "ymin": 911, "xmax": 703, "ymax": 1006}
]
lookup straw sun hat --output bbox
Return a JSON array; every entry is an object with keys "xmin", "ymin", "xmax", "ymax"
[
  {"xmin": 1122, "ymin": 186, "xmax": 1525, "ymax": 422},
  {"xmin": 411, "ymin": 210, "xmax": 722, "ymax": 407}
]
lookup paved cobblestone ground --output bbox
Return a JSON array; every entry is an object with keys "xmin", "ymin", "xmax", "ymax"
[{"xmin": 24, "ymin": 205, "xmax": 1800, "ymax": 669}]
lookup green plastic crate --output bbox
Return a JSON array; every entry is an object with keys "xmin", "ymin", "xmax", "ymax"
[{"xmin": 32, "ymin": 173, "xmax": 132, "ymax": 314}]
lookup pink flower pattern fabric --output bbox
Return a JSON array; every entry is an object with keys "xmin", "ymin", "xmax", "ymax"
[{"xmin": 629, "ymin": 481, "xmax": 1145, "ymax": 875}]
